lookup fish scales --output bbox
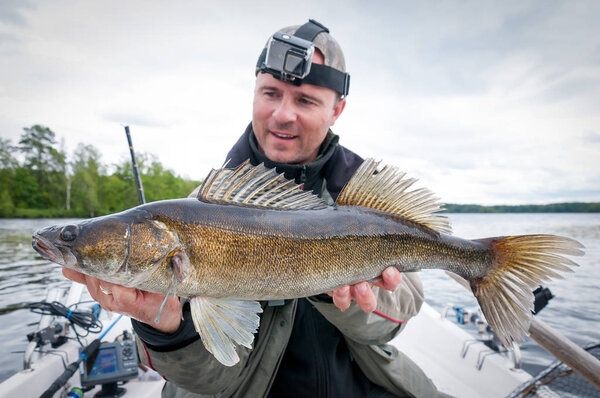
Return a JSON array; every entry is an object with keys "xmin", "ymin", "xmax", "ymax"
[
  {"xmin": 131, "ymin": 199, "xmax": 492, "ymax": 299},
  {"xmin": 31, "ymin": 159, "xmax": 583, "ymax": 366}
]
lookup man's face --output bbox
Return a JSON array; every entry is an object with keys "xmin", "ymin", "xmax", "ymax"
[{"xmin": 252, "ymin": 52, "xmax": 346, "ymax": 165}]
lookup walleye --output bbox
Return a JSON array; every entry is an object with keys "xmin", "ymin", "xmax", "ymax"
[{"xmin": 32, "ymin": 159, "xmax": 584, "ymax": 366}]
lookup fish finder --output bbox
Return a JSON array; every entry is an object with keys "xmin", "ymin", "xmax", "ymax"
[{"xmin": 79, "ymin": 337, "xmax": 139, "ymax": 395}]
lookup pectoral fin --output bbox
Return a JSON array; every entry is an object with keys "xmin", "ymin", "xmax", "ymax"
[
  {"xmin": 154, "ymin": 250, "xmax": 192, "ymax": 324},
  {"xmin": 189, "ymin": 297, "xmax": 263, "ymax": 367}
]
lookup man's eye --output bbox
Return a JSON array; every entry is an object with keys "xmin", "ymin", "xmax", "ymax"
[{"xmin": 299, "ymin": 98, "xmax": 314, "ymax": 106}]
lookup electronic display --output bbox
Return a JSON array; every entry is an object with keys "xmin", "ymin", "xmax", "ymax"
[
  {"xmin": 80, "ymin": 340, "xmax": 139, "ymax": 387},
  {"xmin": 88, "ymin": 347, "xmax": 119, "ymax": 376}
]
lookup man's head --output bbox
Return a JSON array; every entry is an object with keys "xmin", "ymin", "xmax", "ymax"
[{"xmin": 252, "ymin": 20, "xmax": 349, "ymax": 165}]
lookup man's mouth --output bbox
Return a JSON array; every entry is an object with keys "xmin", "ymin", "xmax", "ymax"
[{"xmin": 270, "ymin": 131, "xmax": 297, "ymax": 140}]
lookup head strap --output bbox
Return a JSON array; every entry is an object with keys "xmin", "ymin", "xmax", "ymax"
[
  {"xmin": 257, "ymin": 19, "xmax": 350, "ymax": 97},
  {"xmin": 294, "ymin": 19, "xmax": 330, "ymax": 41}
]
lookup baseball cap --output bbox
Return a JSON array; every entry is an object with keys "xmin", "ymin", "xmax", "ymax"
[{"xmin": 256, "ymin": 19, "xmax": 350, "ymax": 96}]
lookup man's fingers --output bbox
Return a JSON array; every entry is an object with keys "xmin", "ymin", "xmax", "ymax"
[
  {"xmin": 85, "ymin": 277, "xmax": 116, "ymax": 309},
  {"xmin": 352, "ymin": 282, "xmax": 376, "ymax": 313},
  {"xmin": 62, "ymin": 268, "xmax": 87, "ymax": 284},
  {"xmin": 332, "ymin": 285, "xmax": 351, "ymax": 311},
  {"xmin": 60, "ymin": 269, "xmax": 182, "ymax": 333},
  {"xmin": 111, "ymin": 284, "xmax": 139, "ymax": 312},
  {"xmin": 374, "ymin": 267, "xmax": 402, "ymax": 291}
]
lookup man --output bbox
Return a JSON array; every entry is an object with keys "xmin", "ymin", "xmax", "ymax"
[{"xmin": 64, "ymin": 20, "xmax": 446, "ymax": 397}]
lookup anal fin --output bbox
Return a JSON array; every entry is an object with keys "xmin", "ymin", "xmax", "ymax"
[{"xmin": 190, "ymin": 297, "xmax": 263, "ymax": 367}]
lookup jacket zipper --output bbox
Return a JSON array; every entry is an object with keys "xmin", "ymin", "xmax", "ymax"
[
  {"xmin": 299, "ymin": 166, "xmax": 307, "ymax": 190},
  {"xmin": 307, "ymin": 304, "xmax": 328, "ymax": 397}
]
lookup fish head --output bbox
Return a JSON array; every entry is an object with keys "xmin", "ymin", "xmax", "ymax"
[{"xmin": 32, "ymin": 210, "xmax": 181, "ymax": 285}]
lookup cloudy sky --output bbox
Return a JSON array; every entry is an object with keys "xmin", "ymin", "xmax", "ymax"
[{"xmin": 1, "ymin": 0, "xmax": 599, "ymax": 205}]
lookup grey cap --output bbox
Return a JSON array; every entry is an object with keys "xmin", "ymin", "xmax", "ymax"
[{"xmin": 256, "ymin": 24, "xmax": 347, "ymax": 74}]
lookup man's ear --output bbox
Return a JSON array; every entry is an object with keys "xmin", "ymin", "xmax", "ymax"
[{"xmin": 329, "ymin": 98, "xmax": 346, "ymax": 127}]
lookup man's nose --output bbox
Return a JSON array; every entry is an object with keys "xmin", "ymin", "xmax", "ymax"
[{"xmin": 272, "ymin": 98, "xmax": 297, "ymax": 124}]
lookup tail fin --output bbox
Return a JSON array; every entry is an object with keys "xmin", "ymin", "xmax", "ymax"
[{"xmin": 471, "ymin": 235, "xmax": 584, "ymax": 346}]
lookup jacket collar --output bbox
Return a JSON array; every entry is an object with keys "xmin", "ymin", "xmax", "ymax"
[{"xmin": 236, "ymin": 123, "xmax": 339, "ymax": 193}]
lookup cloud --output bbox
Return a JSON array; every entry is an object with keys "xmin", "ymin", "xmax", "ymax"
[
  {"xmin": 0, "ymin": 0, "xmax": 34, "ymax": 27},
  {"xmin": 1, "ymin": 1, "xmax": 599, "ymax": 203},
  {"xmin": 582, "ymin": 132, "xmax": 600, "ymax": 144},
  {"xmin": 0, "ymin": 32, "xmax": 21, "ymax": 57}
]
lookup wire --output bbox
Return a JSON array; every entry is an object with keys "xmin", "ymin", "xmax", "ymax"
[
  {"xmin": 373, "ymin": 310, "xmax": 405, "ymax": 323},
  {"xmin": 99, "ymin": 314, "xmax": 123, "ymax": 340},
  {"xmin": 28, "ymin": 300, "xmax": 103, "ymax": 346}
]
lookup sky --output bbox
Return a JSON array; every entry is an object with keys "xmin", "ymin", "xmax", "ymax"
[{"xmin": 1, "ymin": 0, "xmax": 599, "ymax": 205}]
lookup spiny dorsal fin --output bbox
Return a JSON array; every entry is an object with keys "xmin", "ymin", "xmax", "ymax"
[
  {"xmin": 198, "ymin": 160, "xmax": 326, "ymax": 210},
  {"xmin": 336, "ymin": 158, "xmax": 452, "ymax": 234}
]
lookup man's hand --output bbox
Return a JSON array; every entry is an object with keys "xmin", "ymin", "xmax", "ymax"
[
  {"xmin": 329, "ymin": 267, "xmax": 402, "ymax": 313},
  {"xmin": 62, "ymin": 268, "xmax": 182, "ymax": 333}
]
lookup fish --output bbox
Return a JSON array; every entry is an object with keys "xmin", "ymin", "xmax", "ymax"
[{"xmin": 31, "ymin": 159, "xmax": 584, "ymax": 366}]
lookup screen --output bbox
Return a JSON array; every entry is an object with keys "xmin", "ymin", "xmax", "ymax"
[
  {"xmin": 285, "ymin": 53, "xmax": 305, "ymax": 75},
  {"xmin": 88, "ymin": 347, "xmax": 118, "ymax": 376}
]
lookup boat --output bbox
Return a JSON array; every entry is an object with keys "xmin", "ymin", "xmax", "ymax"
[
  {"xmin": 4, "ymin": 279, "xmax": 598, "ymax": 398},
  {"xmin": 0, "ymin": 283, "xmax": 164, "ymax": 397},
  {"xmin": 3, "ymin": 129, "xmax": 597, "ymax": 397}
]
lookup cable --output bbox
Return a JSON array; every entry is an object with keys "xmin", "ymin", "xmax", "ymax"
[
  {"xmin": 373, "ymin": 310, "xmax": 405, "ymax": 324},
  {"xmin": 28, "ymin": 300, "xmax": 103, "ymax": 346},
  {"xmin": 99, "ymin": 314, "xmax": 123, "ymax": 340}
]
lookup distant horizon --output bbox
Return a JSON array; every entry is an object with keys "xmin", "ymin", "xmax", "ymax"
[{"xmin": 442, "ymin": 202, "xmax": 599, "ymax": 213}]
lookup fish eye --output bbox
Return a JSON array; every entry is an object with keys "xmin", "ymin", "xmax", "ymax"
[{"xmin": 60, "ymin": 225, "xmax": 78, "ymax": 242}]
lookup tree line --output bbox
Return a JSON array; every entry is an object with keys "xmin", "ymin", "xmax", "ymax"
[
  {"xmin": 1, "ymin": 125, "xmax": 200, "ymax": 218},
  {"xmin": 2, "ymin": 125, "xmax": 597, "ymax": 218},
  {"xmin": 443, "ymin": 203, "xmax": 600, "ymax": 213}
]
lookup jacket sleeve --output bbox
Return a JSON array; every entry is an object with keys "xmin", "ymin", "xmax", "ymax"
[
  {"xmin": 307, "ymin": 272, "xmax": 424, "ymax": 345},
  {"xmin": 133, "ymin": 305, "xmax": 253, "ymax": 394},
  {"xmin": 137, "ymin": 336, "xmax": 253, "ymax": 394}
]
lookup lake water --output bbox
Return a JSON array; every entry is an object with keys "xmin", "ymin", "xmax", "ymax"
[{"xmin": 0, "ymin": 214, "xmax": 598, "ymax": 383}]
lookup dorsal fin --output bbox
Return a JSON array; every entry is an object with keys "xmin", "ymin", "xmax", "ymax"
[
  {"xmin": 198, "ymin": 160, "xmax": 326, "ymax": 210},
  {"xmin": 336, "ymin": 158, "xmax": 452, "ymax": 234}
]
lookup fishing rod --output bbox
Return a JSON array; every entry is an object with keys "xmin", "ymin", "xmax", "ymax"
[
  {"xmin": 124, "ymin": 125, "xmax": 146, "ymax": 205},
  {"xmin": 39, "ymin": 315, "xmax": 124, "ymax": 398},
  {"xmin": 125, "ymin": 126, "xmax": 176, "ymax": 324}
]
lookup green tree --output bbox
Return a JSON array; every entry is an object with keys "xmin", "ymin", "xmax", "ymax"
[
  {"xmin": 11, "ymin": 167, "xmax": 43, "ymax": 208},
  {"xmin": 109, "ymin": 153, "xmax": 199, "ymax": 208},
  {"xmin": 71, "ymin": 143, "xmax": 103, "ymax": 217},
  {"xmin": 0, "ymin": 138, "xmax": 17, "ymax": 216},
  {"xmin": 0, "ymin": 138, "xmax": 18, "ymax": 169},
  {"xmin": 99, "ymin": 173, "xmax": 137, "ymax": 213},
  {"xmin": 18, "ymin": 125, "xmax": 67, "ymax": 208}
]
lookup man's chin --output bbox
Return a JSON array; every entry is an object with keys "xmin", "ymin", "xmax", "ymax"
[
  {"xmin": 261, "ymin": 140, "xmax": 313, "ymax": 165},
  {"xmin": 262, "ymin": 145, "xmax": 299, "ymax": 164},
  {"xmin": 265, "ymin": 152, "xmax": 300, "ymax": 164}
]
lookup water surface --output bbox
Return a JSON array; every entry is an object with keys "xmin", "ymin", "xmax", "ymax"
[{"xmin": 0, "ymin": 214, "xmax": 598, "ymax": 382}]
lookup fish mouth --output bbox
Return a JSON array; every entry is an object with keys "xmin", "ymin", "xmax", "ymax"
[{"xmin": 32, "ymin": 233, "xmax": 66, "ymax": 266}]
